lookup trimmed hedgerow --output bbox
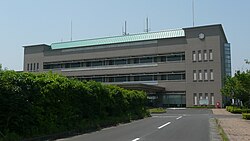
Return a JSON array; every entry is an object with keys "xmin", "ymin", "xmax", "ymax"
[
  {"xmin": 0, "ymin": 70, "xmax": 148, "ymax": 140},
  {"xmin": 242, "ymin": 113, "xmax": 250, "ymax": 120},
  {"xmin": 226, "ymin": 106, "xmax": 250, "ymax": 114}
]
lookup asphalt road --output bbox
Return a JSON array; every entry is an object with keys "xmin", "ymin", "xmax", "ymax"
[{"xmin": 57, "ymin": 109, "xmax": 212, "ymax": 141}]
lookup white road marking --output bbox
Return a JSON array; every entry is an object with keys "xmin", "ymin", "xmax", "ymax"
[
  {"xmin": 132, "ymin": 138, "xmax": 140, "ymax": 141},
  {"xmin": 158, "ymin": 122, "xmax": 171, "ymax": 129},
  {"xmin": 176, "ymin": 116, "xmax": 182, "ymax": 120}
]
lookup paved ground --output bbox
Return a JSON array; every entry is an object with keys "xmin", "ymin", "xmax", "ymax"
[
  {"xmin": 57, "ymin": 109, "xmax": 215, "ymax": 141},
  {"xmin": 213, "ymin": 109, "xmax": 250, "ymax": 141}
]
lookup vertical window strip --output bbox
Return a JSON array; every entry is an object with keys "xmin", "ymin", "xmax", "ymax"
[
  {"xmin": 204, "ymin": 70, "xmax": 208, "ymax": 80},
  {"xmin": 199, "ymin": 70, "xmax": 202, "ymax": 81},
  {"xmin": 192, "ymin": 51, "xmax": 196, "ymax": 62},
  {"xmin": 198, "ymin": 50, "xmax": 202, "ymax": 61},
  {"xmin": 193, "ymin": 70, "xmax": 197, "ymax": 81},
  {"xmin": 209, "ymin": 50, "xmax": 213, "ymax": 60},
  {"xmin": 210, "ymin": 69, "xmax": 214, "ymax": 80},
  {"xmin": 194, "ymin": 93, "xmax": 197, "ymax": 105},
  {"xmin": 204, "ymin": 50, "xmax": 207, "ymax": 61}
]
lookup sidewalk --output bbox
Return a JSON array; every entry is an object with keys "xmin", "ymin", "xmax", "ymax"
[{"xmin": 212, "ymin": 109, "xmax": 250, "ymax": 141}]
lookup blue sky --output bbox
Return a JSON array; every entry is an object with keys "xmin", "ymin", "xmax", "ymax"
[{"xmin": 0, "ymin": 0, "xmax": 249, "ymax": 72}]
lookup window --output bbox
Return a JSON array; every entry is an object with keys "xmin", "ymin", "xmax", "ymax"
[
  {"xmin": 108, "ymin": 77, "xmax": 114, "ymax": 82},
  {"xmin": 134, "ymin": 58, "xmax": 139, "ymax": 64},
  {"xmin": 168, "ymin": 74, "xmax": 184, "ymax": 80},
  {"xmin": 192, "ymin": 51, "xmax": 196, "ymax": 62},
  {"xmin": 204, "ymin": 70, "xmax": 208, "ymax": 81},
  {"xmin": 92, "ymin": 61, "xmax": 103, "ymax": 67},
  {"xmin": 134, "ymin": 76, "xmax": 139, "ymax": 81},
  {"xmin": 198, "ymin": 50, "xmax": 202, "ymax": 61},
  {"xmin": 205, "ymin": 93, "xmax": 208, "ymax": 100},
  {"xmin": 37, "ymin": 63, "xmax": 39, "ymax": 70},
  {"xmin": 199, "ymin": 93, "xmax": 203, "ymax": 100},
  {"xmin": 160, "ymin": 56, "xmax": 166, "ymax": 62},
  {"xmin": 34, "ymin": 63, "xmax": 36, "ymax": 71},
  {"xmin": 115, "ymin": 59, "xmax": 127, "ymax": 65},
  {"xmin": 71, "ymin": 62, "xmax": 80, "ymax": 68},
  {"xmin": 199, "ymin": 70, "xmax": 202, "ymax": 81},
  {"xmin": 193, "ymin": 70, "xmax": 197, "ymax": 81},
  {"xmin": 166, "ymin": 54, "xmax": 183, "ymax": 61},
  {"xmin": 114, "ymin": 76, "xmax": 127, "ymax": 82},
  {"xmin": 210, "ymin": 69, "xmax": 214, "ymax": 80},
  {"xmin": 27, "ymin": 64, "xmax": 29, "ymax": 71},
  {"xmin": 30, "ymin": 63, "xmax": 33, "ymax": 71},
  {"xmin": 204, "ymin": 50, "xmax": 207, "ymax": 61},
  {"xmin": 211, "ymin": 93, "xmax": 214, "ymax": 105},
  {"xmin": 209, "ymin": 50, "xmax": 213, "ymax": 61},
  {"xmin": 140, "ymin": 57, "xmax": 153, "ymax": 63},
  {"xmin": 161, "ymin": 75, "xmax": 167, "ymax": 80},
  {"xmin": 108, "ymin": 60, "xmax": 114, "ymax": 65},
  {"xmin": 194, "ymin": 93, "xmax": 197, "ymax": 105},
  {"xmin": 92, "ymin": 77, "xmax": 103, "ymax": 82},
  {"xmin": 140, "ymin": 75, "xmax": 153, "ymax": 81}
]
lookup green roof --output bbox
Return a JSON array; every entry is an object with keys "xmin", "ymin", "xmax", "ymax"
[{"xmin": 51, "ymin": 29, "xmax": 185, "ymax": 50}]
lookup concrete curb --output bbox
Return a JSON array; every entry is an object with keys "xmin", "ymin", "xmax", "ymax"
[{"xmin": 209, "ymin": 118, "xmax": 222, "ymax": 141}]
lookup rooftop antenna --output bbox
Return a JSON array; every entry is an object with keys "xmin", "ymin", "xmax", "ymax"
[
  {"xmin": 192, "ymin": 0, "xmax": 195, "ymax": 27},
  {"xmin": 122, "ymin": 21, "xmax": 128, "ymax": 35},
  {"xmin": 70, "ymin": 20, "xmax": 73, "ymax": 41},
  {"xmin": 144, "ymin": 17, "xmax": 150, "ymax": 33}
]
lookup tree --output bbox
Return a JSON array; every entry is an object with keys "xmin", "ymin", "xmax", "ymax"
[{"xmin": 221, "ymin": 71, "xmax": 250, "ymax": 107}]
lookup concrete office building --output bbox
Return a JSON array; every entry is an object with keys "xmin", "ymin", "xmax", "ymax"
[{"xmin": 23, "ymin": 24, "xmax": 231, "ymax": 107}]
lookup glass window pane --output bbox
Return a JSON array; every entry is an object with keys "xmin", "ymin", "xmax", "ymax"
[
  {"xmin": 115, "ymin": 59, "xmax": 127, "ymax": 65},
  {"xmin": 167, "ymin": 54, "xmax": 182, "ymax": 61},
  {"xmin": 140, "ymin": 57, "xmax": 153, "ymax": 63},
  {"xmin": 92, "ymin": 61, "xmax": 103, "ymax": 67},
  {"xmin": 115, "ymin": 76, "xmax": 127, "ymax": 82},
  {"xmin": 140, "ymin": 75, "xmax": 153, "ymax": 81},
  {"xmin": 71, "ymin": 63, "xmax": 80, "ymax": 68},
  {"xmin": 134, "ymin": 58, "xmax": 139, "ymax": 64},
  {"xmin": 192, "ymin": 51, "xmax": 196, "ymax": 61}
]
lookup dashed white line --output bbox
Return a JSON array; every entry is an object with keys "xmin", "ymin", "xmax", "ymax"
[
  {"xmin": 158, "ymin": 122, "xmax": 171, "ymax": 129},
  {"xmin": 132, "ymin": 138, "xmax": 140, "ymax": 141},
  {"xmin": 176, "ymin": 116, "xmax": 182, "ymax": 120}
]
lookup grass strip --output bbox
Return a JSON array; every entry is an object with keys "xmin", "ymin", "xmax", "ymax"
[
  {"xmin": 148, "ymin": 108, "xmax": 166, "ymax": 114},
  {"xmin": 215, "ymin": 118, "xmax": 229, "ymax": 141}
]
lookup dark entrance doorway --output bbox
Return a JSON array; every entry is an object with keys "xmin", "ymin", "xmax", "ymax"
[{"xmin": 162, "ymin": 91, "xmax": 186, "ymax": 107}]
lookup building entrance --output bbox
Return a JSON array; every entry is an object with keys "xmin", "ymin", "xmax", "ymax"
[{"xmin": 162, "ymin": 92, "xmax": 186, "ymax": 107}]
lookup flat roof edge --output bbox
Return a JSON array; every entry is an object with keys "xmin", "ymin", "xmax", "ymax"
[{"xmin": 23, "ymin": 44, "xmax": 50, "ymax": 48}]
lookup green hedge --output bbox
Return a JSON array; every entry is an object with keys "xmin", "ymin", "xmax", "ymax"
[
  {"xmin": 242, "ymin": 113, "xmax": 250, "ymax": 120},
  {"xmin": 0, "ymin": 71, "xmax": 148, "ymax": 140},
  {"xmin": 226, "ymin": 106, "xmax": 250, "ymax": 114}
]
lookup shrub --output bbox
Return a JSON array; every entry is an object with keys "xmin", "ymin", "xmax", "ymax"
[
  {"xmin": 226, "ymin": 106, "xmax": 250, "ymax": 114},
  {"xmin": 0, "ymin": 71, "xmax": 148, "ymax": 140},
  {"xmin": 242, "ymin": 113, "xmax": 250, "ymax": 120}
]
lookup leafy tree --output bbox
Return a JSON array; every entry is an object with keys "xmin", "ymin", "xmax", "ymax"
[{"xmin": 221, "ymin": 71, "xmax": 250, "ymax": 107}]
